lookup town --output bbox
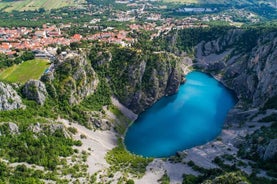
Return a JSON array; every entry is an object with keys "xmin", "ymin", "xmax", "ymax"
[
  {"xmin": 0, "ymin": 0, "xmax": 261, "ymax": 58},
  {"xmin": 0, "ymin": 24, "xmax": 134, "ymax": 57}
]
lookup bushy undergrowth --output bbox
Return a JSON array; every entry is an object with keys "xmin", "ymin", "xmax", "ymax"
[{"xmin": 105, "ymin": 139, "xmax": 153, "ymax": 177}]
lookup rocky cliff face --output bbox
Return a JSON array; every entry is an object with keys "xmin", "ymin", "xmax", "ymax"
[
  {"xmin": 23, "ymin": 80, "xmax": 48, "ymax": 105},
  {"xmin": 0, "ymin": 82, "xmax": 25, "ymax": 111},
  {"xmin": 190, "ymin": 29, "xmax": 277, "ymax": 161},
  {"xmin": 193, "ymin": 29, "xmax": 277, "ymax": 109},
  {"xmin": 120, "ymin": 54, "xmax": 182, "ymax": 114},
  {"xmin": 263, "ymin": 139, "xmax": 277, "ymax": 160},
  {"xmin": 43, "ymin": 53, "xmax": 98, "ymax": 105},
  {"xmin": 90, "ymin": 47, "xmax": 183, "ymax": 114}
]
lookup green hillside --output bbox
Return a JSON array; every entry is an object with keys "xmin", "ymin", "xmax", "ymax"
[{"xmin": 0, "ymin": 0, "xmax": 85, "ymax": 12}]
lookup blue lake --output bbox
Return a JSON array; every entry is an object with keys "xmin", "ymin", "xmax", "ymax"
[{"xmin": 124, "ymin": 71, "xmax": 237, "ymax": 158}]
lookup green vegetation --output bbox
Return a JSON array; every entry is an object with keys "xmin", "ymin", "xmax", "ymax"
[
  {"xmin": 163, "ymin": 0, "xmax": 198, "ymax": 3},
  {"xmin": 80, "ymin": 78, "xmax": 112, "ymax": 112},
  {"xmin": 259, "ymin": 114, "xmax": 277, "ymax": 122},
  {"xmin": 154, "ymin": 26, "xmax": 232, "ymax": 53},
  {"xmin": 109, "ymin": 105, "xmax": 131, "ymax": 135},
  {"xmin": 263, "ymin": 95, "xmax": 277, "ymax": 109},
  {"xmin": 248, "ymin": 175, "xmax": 277, "ymax": 184},
  {"xmin": 183, "ymin": 169, "xmax": 276, "ymax": 184},
  {"xmin": 0, "ymin": 162, "xmax": 44, "ymax": 184},
  {"xmin": 0, "ymin": 0, "xmax": 85, "ymax": 12},
  {"xmin": 155, "ymin": 25, "xmax": 277, "ymax": 58},
  {"xmin": 0, "ymin": 51, "xmax": 35, "ymax": 70},
  {"xmin": 238, "ymin": 122, "xmax": 277, "ymax": 178},
  {"xmin": 0, "ymin": 123, "xmax": 81, "ymax": 170},
  {"xmin": 0, "ymin": 99, "xmax": 59, "ymax": 125},
  {"xmin": 0, "ymin": 7, "xmax": 276, "ymax": 183},
  {"xmin": 203, "ymin": 171, "xmax": 250, "ymax": 184},
  {"xmin": 54, "ymin": 78, "xmax": 111, "ymax": 128},
  {"xmin": 0, "ymin": 59, "xmax": 49, "ymax": 83},
  {"xmin": 105, "ymin": 139, "xmax": 153, "ymax": 177},
  {"xmin": 158, "ymin": 172, "xmax": 170, "ymax": 184},
  {"xmin": 89, "ymin": 43, "xmax": 177, "ymax": 107},
  {"xmin": 163, "ymin": 0, "xmax": 246, "ymax": 4},
  {"xmin": 0, "ymin": 120, "xmax": 85, "ymax": 183},
  {"xmin": 38, "ymin": 54, "xmax": 112, "ymax": 128},
  {"xmin": 182, "ymin": 174, "xmax": 199, "ymax": 184}
]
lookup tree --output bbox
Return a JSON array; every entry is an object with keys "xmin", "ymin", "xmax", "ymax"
[
  {"xmin": 38, "ymin": 8, "xmax": 45, "ymax": 14},
  {"xmin": 20, "ymin": 51, "xmax": 35, "ymax": 61}
]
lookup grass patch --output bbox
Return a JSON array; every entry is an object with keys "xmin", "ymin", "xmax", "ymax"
[
  {"xmin": 0, "ymin": 59, "xmax": 49, "ymax": 84},
  {"xmin": 158, "ymin": 172, "xmax": 170, "ymax": 184},
  {"xmin": 0, "ymin": 0, "xmax": 85, "ymax": 12},
  {"xmin": 105, "ymin": 138, "xmax": 153, "ymax": 178},
  {"xmin": 109, "ymin": 105, "xmax": 132, "ymax": 135}
]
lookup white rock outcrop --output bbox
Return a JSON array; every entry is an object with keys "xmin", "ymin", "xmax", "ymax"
[{"xmin": 0, "ymin": 82, "xmax": 25, "ymax": 111}]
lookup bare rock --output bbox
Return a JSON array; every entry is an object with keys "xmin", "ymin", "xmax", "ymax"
[
  {"xmin": 50, "ymin": 124, "xmax": 71, "ymax": 138},
  {"xmin": 28, "ymin": 123, "xmax": 42, "ymax": 133},
  {"xmin": 263, "ymin": 139, "xmax": 277, "ymax": 160},
  {"xmin": 0, "ymin": 82, "xmax": 25, "ymax": 111},
  {"xmin": 8, "ymin": 122, "xmax": 19, "ymax": 134},
  {"xmin": 23, "ymin": 80, "xmax": 48, "ymax": 105},
  {"xmin": 165, "ymin": 68, "xmax": 182, "ymax": 96},
  {"xmin": 44, "ymin": 53, "xmax": 99, "ymax": 105}
]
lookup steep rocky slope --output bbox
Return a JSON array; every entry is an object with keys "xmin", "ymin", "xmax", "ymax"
[
  {"xmin": 170, "ymin": 28, "xmax": 277, "ymax": 166},
  {"xmin": 194, "ymin": 29, "xmax": 277, "ymax": 109},
  {"xmin": 23, "ymin": 80, "xmax": 48, "ymax": 105},
  {"xmin": 0, "ymin": 27, "xmax": 276, "ymax": 183},
  {"xmin": 0, "ymin": 82, "xmax": 25, "ymax": 111},
  {"xmin": 143, "ymin": 27, "xmax": 277, "ymax": 182},
  {"xmin": 90, "ymin": 46, "xmax": 184, "ymax": 114},
  {"xmin": 42, "ymin": 53, "xmax": 99, "ymax": 105}
]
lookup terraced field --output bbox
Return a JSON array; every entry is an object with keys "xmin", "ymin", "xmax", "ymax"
[
  {"xmin": 0, "ymin": 59, "xmax": 50, "ymax": 83},
  {"xmin": 0, "ymin": 0, "xmax": 85, "ymax": 12}
]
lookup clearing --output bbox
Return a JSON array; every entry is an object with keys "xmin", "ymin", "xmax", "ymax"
[
  {"xmin": 0, "ymin": 0, "xmax": 85, "ymax": 12},
  {"xmin": 0, "ymin": 59, "xmax": 50, "ymax": 83}
]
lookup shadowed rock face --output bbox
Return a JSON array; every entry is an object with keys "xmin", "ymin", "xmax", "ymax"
[
  {"xmin": 0, "ymin": 82, "xmax": 25, "ymax": 111},
  {"xmin": 126, "ymin": 61, "xmax": 182, "ymax": 114},
  {"xmin": 193, "ymin": 30, "xmax": 277, "ymax": 161},
  {"xmin": 154, "ymin": 28, "xmax": 277, "ymax": 161},
  {"xmin": 193, "ymin": 30, "xmax": 277, "ymax": 109},
  {"xmin": 263, "ymin": 139, "xmax": 277, "ymax": 160},
  {"xmin": 90, "ymin": 47, "xmax": 183, "ymax": 114},
  {"xmin": 23, "ymin": 80, "xmax": 48, "ymax": 105},
  {"xmin": 110, "ymin": 29, "xmax": 276, "ymax": 115}
]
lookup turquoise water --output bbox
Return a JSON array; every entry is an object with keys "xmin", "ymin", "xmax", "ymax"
[{"xmin": 124, "ymin": 71, "xmax": 237, "ymax": 158}]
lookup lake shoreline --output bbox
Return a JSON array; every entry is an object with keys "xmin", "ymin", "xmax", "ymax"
[{"xmin": 124, "ymin": 71, "xmax": 237, "ymax": 157}]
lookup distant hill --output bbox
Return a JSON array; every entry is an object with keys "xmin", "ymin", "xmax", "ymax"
[{"xmin": 0, "ymin": 0, "xmax": 86, "ymax": 12}]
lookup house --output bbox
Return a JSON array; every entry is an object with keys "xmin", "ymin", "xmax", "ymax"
[
  {"xmin": 1, "ymin": 42, "xmax": 11, "ymax": 50},
  {"xmin": 72, "ymin": 34, "xmax": 82, "ymax": 41},
  {"xmin": 35, "ymin": 30, "xmax": 46, "ymax": 38}
]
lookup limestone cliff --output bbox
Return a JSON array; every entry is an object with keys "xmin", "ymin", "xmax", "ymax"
[
  {"xmin": 42, "ymin": 53, "xmax": 98, "ymax": 105},
  {"xmin": 193, "ymin": 29, "xmax": 277, "ymax": 109},
  {"xmin": 90, "ymin": 46, "xmax": 183, "ymax": 114},
  {"xmin": 178, "ymin": 28, "xmax": 277, "ymax": 161},
  {"xmin": 156, "ymin": 27, "xmax": 277, "ymax": 163},
  {"xmin": 0, "ymin": 82, "xmax": 25, "ymax": 111},
  {"xmin": 23, "ymin": 80, "xmax": 48, "ymax": 105}
]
